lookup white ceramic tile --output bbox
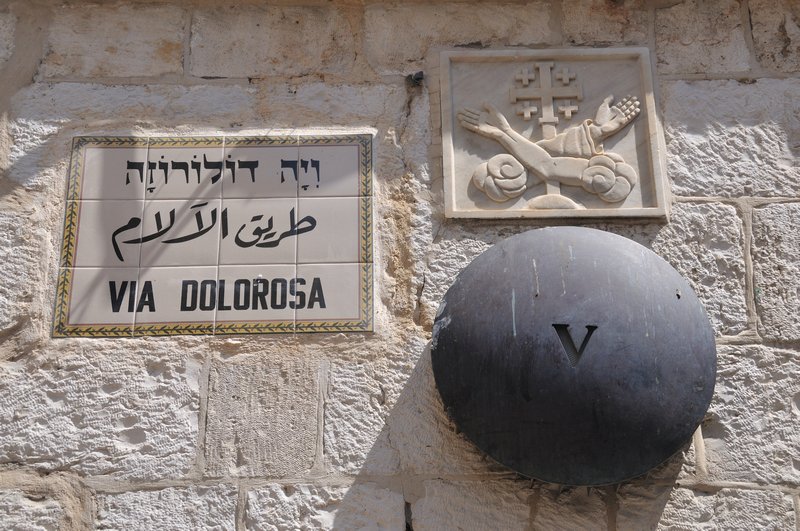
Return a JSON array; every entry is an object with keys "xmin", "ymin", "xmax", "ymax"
[
  {"xmin": 221, "ymin": 139, "xmax": 299, "ymax": 199},
  {"xmin": 297, "ymin": 143, "xmax": 361, "ymax": 197},
  {"xmin": 218, "ymin": 198, "xmax": 298, "ymax": 265},
  {"xmin": 294, "ymin": 263, "xmax": 367, "ymax": 322},
  {"xmin": 134, "ymin": 266, "xmax": 217, "ymax": 331},
  {"xmin": 139, "ymin": 199, "xmax": 221, "ymax": 267},
  {"xmin": 145, "ymin": 141, "xmax": 225, "ymax": 199},
  {"xmin": 72, "ymin": 200, "xmax": 144, "ymax": 267},
  {"xmin": 214, "ymin": 264, "xmax": 296, "ymax": 331},
  {"xmin": 296, "ymin": 197, "xmax": 361, "ymax": 263},
  {"xmin": 79, "ymin": 145, "xmax": 148, "ymax": 200},
  {"xmin": 66, "ymin": 267, "xmax": 139, "ymax": 329}
]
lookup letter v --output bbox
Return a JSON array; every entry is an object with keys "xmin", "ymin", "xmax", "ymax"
[{"xmin": 552, "ymin": 324, "xmax": 597, "ymax": 367}]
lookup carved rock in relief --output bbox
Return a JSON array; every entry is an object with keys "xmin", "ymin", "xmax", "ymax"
[{"xmin": 458, "ymin": 62, "xmax": 641, "ymax": 209}]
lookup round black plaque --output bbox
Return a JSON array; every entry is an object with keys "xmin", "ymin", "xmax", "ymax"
[{"xmin": 431, "ymin": 227, "xmax": 716, "ymax": 486}]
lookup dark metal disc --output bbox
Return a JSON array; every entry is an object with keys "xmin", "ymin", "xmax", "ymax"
[{"xmin": 431, "ymin": 227, "xmax": 716, "ymax": 485}]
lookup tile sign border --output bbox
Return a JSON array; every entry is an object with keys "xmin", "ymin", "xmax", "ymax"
[{"xmin": 53, "ymin": 134, "xmax": 374, "ymax": 337}]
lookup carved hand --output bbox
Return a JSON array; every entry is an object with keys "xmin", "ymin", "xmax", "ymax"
[
  {"xmin": 593, "ymin": 95, "xmax": 641, "ymax": 141},
  {"xmin": 458, "ymin": 103, "xmax": 513, "ymax": 140}
]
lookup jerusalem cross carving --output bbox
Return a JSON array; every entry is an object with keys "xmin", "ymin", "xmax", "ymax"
[{"xmin": 439, "ymin": 48, "xmax": 668, "ymax": 218}]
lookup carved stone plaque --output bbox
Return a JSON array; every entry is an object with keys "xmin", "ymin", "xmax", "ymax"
[{"xmin": 440, "ymin": 48, "xmax": 667, "ymax": 218}]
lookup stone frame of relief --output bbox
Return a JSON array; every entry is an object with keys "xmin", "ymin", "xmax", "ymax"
[
  {"xmin": 52, "ymin": 134, "xmax": 374, "ymax": 337},
  {"xmin": 440, "ymin": 48, "xmax": 668, "ymax": 219}
]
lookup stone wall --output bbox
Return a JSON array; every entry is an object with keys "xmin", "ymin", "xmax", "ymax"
[{"xmin": 0, "ymin": 0, "xmax": 797, "ymax": 529}]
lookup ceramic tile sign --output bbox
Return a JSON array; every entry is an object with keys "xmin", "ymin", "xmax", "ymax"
[
  {"xmin": 53, "ymin": 135, "xmax": 373, "ymax": 337},
  {"xmin": 440, "ymin": 48, "xmax": 667, "ymax": 218}
]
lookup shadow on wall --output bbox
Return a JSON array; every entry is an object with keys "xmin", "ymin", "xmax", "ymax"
[{"xmin": 331, "ymin": 342, "xmax": 686, "ymax": 530}]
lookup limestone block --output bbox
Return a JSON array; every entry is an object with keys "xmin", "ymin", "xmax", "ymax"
[
  {"xmin": 96, "ymin": 485, "xmax": 237, "ymax": 530},
  {"xmin": 655, "ymin": 0, "xmax": 750, "ymax": 74},
  {"xmin": 656, "ymin": 488, "xmax": 795, "ymax": 530},
  {"xmin": 411, "ymin": 480, "xmax": 530, "ymax": 530},
  {"xmin": 40, "ymin": 5, "xmax": 185, "ymax": 78},
  {"xmin": 0, "ymin": 11, "xmax": 15, "ymax": 67},
  {"xmin": 562, "ymin": 0, "xmax": 649, "ymax": 45},
  {"xmin": 648, "ymin": 202, "xmax": 747, "ymax": 336},
  {"xmin": 0, "ymin": 211, "xmax": 45, "ymax": 334},
  {"xmin": 0, "ymin": 490, "xmax": 64, "ymax": 531},
  {"xmin": 749, "ymin": 0, "xmax": 800, "ymax": 72},
  {"xmin": 532, "ymin": 485, "xmax": 606, "ymax": 530},
  {"xmin": 245, "ymin": 483, "xmax": 405, "ymax": 530},
  {"xmin": 364, "ymin": 3, "xmax": 554, "ymax": 74},
  {"xmin": 704, "ymin": 346, "xmax": 800, "ymax": 484},
  {"xmin": 190, "ymin": 6, "xmax": 355, "ymax": 78},
  {"xmin": 385, "ymin": 348, "xmax": 508, "ymax": 475},
  {"xmin": 753, "ymin": 203, "xmax": 800, "ymax": 340},
  {"xmin": 324, "ymin": 360, "xmax": 401, "ymax": 475},
  {"xmin": 5, "ymin": 118, "xmax": 62, "ymax": 189},
  {"xmin": 205, "ymin": 358, "xmax": 319, "ymax": 477},
  {"xmin": 0, "ymin": 346, "xmax": 202, "ymax": 480},
  {"xmin": 11, "ymin": 83, "xmax": 256, "ymax": 126},
  {"xmin": 663, "ymin": 79, "xmax": 800, "ymax": 197}
]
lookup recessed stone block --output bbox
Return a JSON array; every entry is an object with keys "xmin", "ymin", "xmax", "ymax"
[
  {"xmin": 749, "ymin": 0, "xmax": 800, "ymax": 73},
  {"xmin": 40, "ymin": 5, "xmax": 185, "ymax": 78},
  {"xmin": 205, "ymin": 358, "xmax": 319, "ymax": 477},
  {"xmin": 656, "ymin": 0, "xmax": 750, "ymax": 74},
  {"xmin": 562, "ymin": 0, "xmax": 649, "ymax": 45}
]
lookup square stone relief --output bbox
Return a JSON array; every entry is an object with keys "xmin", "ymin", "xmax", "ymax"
[
  {"xmin": 53, "ymin": 134, "xmax": 374, "ymax": 337},
  {"xmin": 440, "ymin": 48, "xmax": 668, "ymax": 218}
]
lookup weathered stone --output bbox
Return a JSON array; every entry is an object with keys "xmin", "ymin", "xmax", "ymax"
[
  {"xmin": 5, "ymin": 118, "xmax": 62, "ymax": 189},
  {"xmin": 246, "ymin": 483, "xmax": 405, "ymax": 530},
  {"xmin": 562, "ymin": 0, "xmax": 649, "ymax": 45},
  {"xmin": 40, "ymin": 5, "xmax": 185, "ymax": 78},
  {"xmin": 655, "ymin": 0, "xmax": 750, "ymax": 74},
  {"xmin": 0, "ymin": 11, "xmax": 15, "ymax": 67},
  {"xmin": 656, "ymin": 488, "xmax": 795, "ymax": 529},
  {"xmin": 750, "ymin": 0, "xmax": 800, "ymax": 72},
  {"xmin": 96, "ymin": 485, "xmax": 237, "ymax": 530},
  {"xmin": 753, "ymin": 204, "xmax": 800, "ymax": 339},
  {"xmin": 0, "ymin": 211, "xmax": 46, "ymax": 334},
  {"xmin": 0, "ymin": 345, "xmax": 202, "ymax": 479},
  {"xmin": 324, "ymin": 361, "xmax": 400, "ymax": 475},
  {"xmin": 364, "ymin": 3, "xmax": 554, "ymax": 74},
  {"xmin": 190, "ymin": 6, "xmax": 355, "ymax": 79},
  {"xmin": 704, "ymin": 346, "xmax": 800, "ymax": 484},
  {"xmin": 533, "ymin": 485, "xmax": 606, "ymax": 530},
  {"xmin": 663, "ymin": 79, "xmax": 800, "ymax": 197},
  {"xmin": 411, "ymin": 480, "xmax": 530, "ymax": 530},
  {"xmin": 11, "ymin": 83, "xmax": 256, "ymax": 125},
  {"xmin": 0, "ymin": 489, "xmax": 64, "ymax": 531},
  {"xmin": 205, "ymin": 357, "xmax": 319, "ymax": 477},
  {"xmin": 649, "ymin": 203, "xmax": 747, "ymax": 336},
  {"xmin": 385, "ymin": 348, "xmax": 508, "ymax": 475}
]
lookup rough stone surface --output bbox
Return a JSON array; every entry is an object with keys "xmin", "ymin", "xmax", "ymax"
[
  {"xmin": 663, "ymin": 79, "xmax": 800, "ymax": 197},
  {"xmin": 0, "ymin": 346, "xmax": 202, "ymax": 480},
  {"xmin": 190, "ymin": 6, "xmax": 355, "ymax": 78},
  {"xmin": 561, "ymin": 0, "xmax": 649, "ymax": 45},
  {"xmin": 656, "ymin": 488, "xmax": 795, "ymax": 530},
  {"xmin": 532, "ymin": 486, "xmax": 606, "ymax": 530},
  {"xmin": 205, "ymin": 358, "xmax": 319, "ymax": 477},
  {"xmin": 704, "ymin": 345, "xmax": 800, "ymax": 484},
  {"xmin": 411, "ymin": 480, "xmax": 530, "ymax": 530},
  {"xmin": 753, "ymin": 204, "xmax": 800, "ymax": 340},
  {"xmin": 750, "ymin": 0, "xmax": 800, "ymax": 72},
  {"xmin": 0, "ymin": 489, "xmax": 64, "ymax": 531},
  {"xmin": 649, "ymin": 202, "xmax": 747, "ymax": 336},
  {"xmin": 96, "ymin": 485, "xmax": 237, "ymax": 530},
  {"xmin": 40, "ymin": 5, "xmax": 185, "ymax": 78},
  {"xmin": 0, "ymin": 11, "xmax": 15, "ymax": 67},
  {"xmin": 0, "ymin": 211, "xmax": 46, "ymax": 334},
  {"xmin": 364, "ymin": 3, "xmax": 554, "ymax": 74},
  {"xmin": 11, "ymin": 83, "xmax": 256, "ymax": 125},
  {"xmin": 246, "ymin": 483, "xmax": 405, "ymax": 531},
  {"xmin": 656, "ymin": 0, "xmax": 750, "ymax": 74},
  {"xmin": 324, "ymin": 360, "xmax": 400, "ymax": 475}
]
